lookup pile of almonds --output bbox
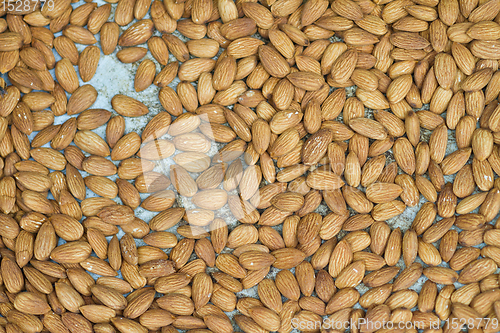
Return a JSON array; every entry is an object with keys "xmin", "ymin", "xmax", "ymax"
[{"xmin": 4, "ymin": 0, "xmax": 500, "ymax": 331}]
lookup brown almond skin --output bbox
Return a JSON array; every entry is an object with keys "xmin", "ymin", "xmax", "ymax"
[{"xmin": 3, "ymin": 0, "xmax": 500, "ymax": 330}]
